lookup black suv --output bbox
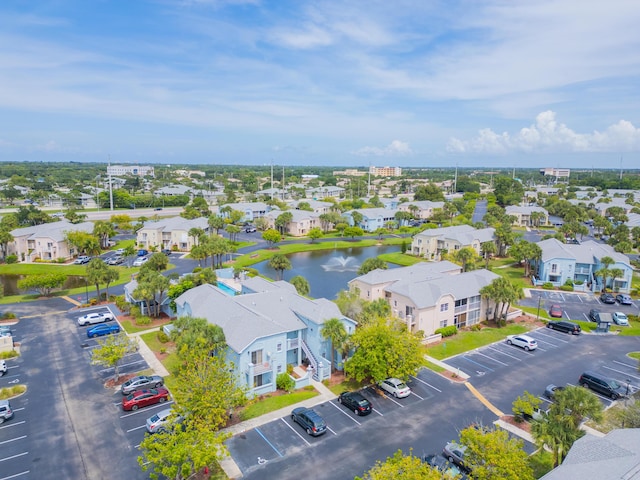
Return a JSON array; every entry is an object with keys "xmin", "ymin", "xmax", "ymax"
[
  {"xmin": 588, "ymin": 309, "xmax": 600, "ymax": 322},
  {"xmin": 578, "ymin": 371, "xmax": 628, "ymax": 400},
  {"xmin": 338, "ymin": 391, "xmax": 373, "ymax": 416},
  {"xmin": 291, "ymin": 407, "xmax": 327, "ymax": 436},
  {"xmin": 547, "ymin": 320, "xmax": 581, "ymax": 335}
]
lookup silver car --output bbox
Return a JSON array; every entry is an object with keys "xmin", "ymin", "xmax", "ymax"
[
  {"xmin": 378, "ymin": 378, "xmax": 411, "ymax": 398},
  {"xmin": 146, "ymin": 408, "xmax": 183, "ymax": 434},
  {"xmin": 506, "ymin": 334, "xmax": 538, "ymax": 351},
  {"xmin": 121, "ymin": 375, "xmax": 164, "ymax": 395}
]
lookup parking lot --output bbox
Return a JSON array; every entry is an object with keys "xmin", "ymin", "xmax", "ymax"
[
  {"xmin": 0, "ymin": 303, "xmax": 156, "ymax": 480},
  {"xmin": 226, "ymin": 368, "xmax": 479, "ymax": 477},
  {"xmin": 521, "ymin": 289, "xmax": 639, "ymax": 323}
]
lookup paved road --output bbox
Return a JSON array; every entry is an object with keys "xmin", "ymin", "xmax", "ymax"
[{"xmin": 472, "ymin": 199, "xmax": 488, "ymax": 224}]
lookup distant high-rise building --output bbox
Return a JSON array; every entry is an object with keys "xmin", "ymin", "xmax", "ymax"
[
  {"xmin": 107, "ymin": 165, "xmax": 155, "ymax": 177},
  {"xmin": 540, "ymin": 167, "xmax": 570, "ymax": 178},
  {"xmin": 369, "ymin": 166, "xmax": 402, "ymax": 177}
]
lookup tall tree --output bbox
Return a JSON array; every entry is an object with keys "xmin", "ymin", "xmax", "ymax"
[
  {"xmin": 358, "ymin": 257, "xmax": 388, "ymax": 275},
  {"xmin": 355, "ymin": 450, "xmax": 442, "ymax": 480},
  {"xmin": 268, "ymin": 253, "xmax": 291, "ymax": 280},
  {"xmin": 480, "ymin": 241, "xmax": 497, "ymax": 269},
  {"xmin": 86, "ymin": 257, "xmax": 110, "ymax": 300},
  {"xmin": 90, "ymin": 332, "xmax": 138, "ymax": 381},
  {"xmin": 596, "ymin": 255, "xmax": 615, "ymax": 291},
  {"xmin": 453, "ymin": 246, "xmax": 478, "ymax": 272},
  {"xmin": 93, "ymin": 220, "xmax": 116, "ymax": 249},
  {"xmin": 290, "ymin": 275, "xmax": 310, "ymax": 296},
  {"xmin": 320, "ymin": 318, "xmax": 347, "ymax": 372}
]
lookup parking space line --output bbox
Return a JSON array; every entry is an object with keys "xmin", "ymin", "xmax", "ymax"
[
  {"xmin": 373, "ymin": 409, "xmax": 383, "ymax": 417},
  {"xmin": 582, "ymin": 313, "xmax": 590, "ymax": 322},
  {"xmin": 410, "ymin": 391, "xmax": 424, "ymax": 400},
  {"xmin": 377, "ymin": 392, "xmax": 405, "ymax": 408},
  {"xmin": 11, "ymin": 408, "xmax": 25, "ymax": 413},
  {"xmin": 465, "ymin": 383, "xmax": 504, "ymax": 417},
  {"xmin": 601, "ymin": 366, "xmax": 640, "ymax": 382},
  {"xmin": 567, "ymin": 383, "xmax": 613, "ymax": 403},
  {"xmin": 411, "ymin": 375, "xmax": 442, "ymax": 393},
  {"xmin": 255, "ymin": 427, "xmax": 284, "ymax": 457},
  {"xmin": 327, "ymin": 426, "xmax": 337, "ymax": 435},
  {"xmin": 0, "ymin": 421, "xmax": 25, "ymax": 431},
  {"xmin": 0, "ymin": 374, "xmax": 21, "ymax": 380},
  {"xmin": 281, "ymin": 418, "xmax": 311, "ymax": 446},
  {"xmin": 613, "ymin": 360, "xmax": 638, "ymax": 370},
  {"xmin": 0, "ymin": 471, "xmax": 29, "ymax": 480},
  {"xmin": 0, "ymin": 452, "xmax": 28, "ymax": 463},
  {"xmin": 487, "ymin": 345, "xmax": 522, "ymax": 361},
  {"xmin": 475, "ymin": 350, "xmax": 509, "ymax": 366},
  {"xmin": 527, "ymin": 335, "xmax": 559, "ymax": 347},
  {"xmin": 534, "ymin": 330, "xmax": 569, "ymax": 343},
  {"xmin": 99, "ymin": 359, "xmax": 146, "ymax": 373},
  {"xmin": 329, "ymin": 401, "xmax": 361, "ymax": 425},
  {"xmin": 539, "ymin": 397, "xmax": 552, "ymax": 404},
  {"xmin": 126, "ymin": 425, "xmax": 147, "ymax": 433},
  {"xmin": 461, "ymin": 355, "xmax": 494, "ymax": 372},
  {"xmin": 0, "ymin": 435, "xmax": 27, "ymax": 446}
]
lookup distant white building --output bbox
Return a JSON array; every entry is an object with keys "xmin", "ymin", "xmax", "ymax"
[
  {"xmin": 107, "ymin": 165, "xmax": 155, "ymax": 177},
  {"xmin": 369, "ymin": 166, "xmax": 402, "ymax": 177},
  {"xmin": 540, "ymin": 167, "xmax": 570, "ymax": 179}
]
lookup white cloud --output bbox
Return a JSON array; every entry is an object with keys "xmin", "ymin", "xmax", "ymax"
[
  {"xmin": 269, "ymin": 23, "xmax": 334, "ymax": 49},
  {"xmin": 447, "ymin": 111, "xmax": 640, "ymax": 154},
  {"xmin": 352, "ymin": 140, "xmax": 412, "ymax": 157}
]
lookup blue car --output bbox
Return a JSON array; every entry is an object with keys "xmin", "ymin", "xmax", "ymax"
[{"xmin": 87, "ymin": 323, "xmax": 120, "ymax": 338}]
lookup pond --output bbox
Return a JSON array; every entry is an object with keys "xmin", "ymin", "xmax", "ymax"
[
  {"xmin": 251, "ymin": 245, "xmax": 401, "ymax": 300},
  {"xmin": 0, "ymin": 274, "xmax": 88, "ymax": 296}
]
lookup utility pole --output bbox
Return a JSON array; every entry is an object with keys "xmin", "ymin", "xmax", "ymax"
[{"xmin": 108, "ymin": 155, "xmax": 114, "ymax": 211}]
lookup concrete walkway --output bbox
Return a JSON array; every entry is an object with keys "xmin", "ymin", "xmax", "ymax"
[
  {"xmin": 219, "ymin": 379, "xmax": 337, "ymax": 479},
  {"xmin": 128, "ymin": 326, "xmax": 171, "ymax": 377}
]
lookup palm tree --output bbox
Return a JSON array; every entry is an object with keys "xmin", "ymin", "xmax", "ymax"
[
  {"xmin": 320, "ymin": 318, "xmax": 347, "ymax": 373},
  {"xmin": 597, "ymin": 256, "xmax": 615, "ymax": 291},
  {"xmin": 480, "ymin": 241, "xmax": 497, "ymax": 269},
  {"xmin": 268, "ymin": 253, "xmax": 292, "ymax": 280},
  {"xmin": 454, "ymin": 247, "xmax": 477, "ymax": 272},
  {"xmin": 531, "ymin": 414, "xmax": 582, "ymax": 468},
  {"xmin": 93, "ymin": 220, "xmax": 116, "ymax": 249},
  {"xmin": 608, "ymin": 267, "xmax": 623, "ymax": 292},
  {"xmin": 290, "ymin": 275, "xmax": 310, "ymax": 296}
]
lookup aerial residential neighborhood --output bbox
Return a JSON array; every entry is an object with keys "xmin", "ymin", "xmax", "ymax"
[{"xmin": 1, "ymin": 2, "xmax": 640, "ymax": 480}]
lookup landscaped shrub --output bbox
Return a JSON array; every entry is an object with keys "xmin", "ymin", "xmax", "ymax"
[
  {"xmin": 435, "ymin": 325, "xmax": 458, "ymax": 337},
  {"xmin": 157, "ymin": 331, "xmax": 170, "ymax": 343},
  {"xmin": 130, "ymin": 306, "xmax": 141, "ymax": 318},
  {"xmin": 6, "ymin": 254, "xmax": 17, "ymax": 264},
  {"xmin": 135, "ymin": 316, "xmax": 152, "ymax": 326},
  {"xmin": 276, "ymin": 372, "xmax": 295, "ymax": 392},
  {"xmin": 286, "ymin": 364, "xmax": 294, "ymax": 375},
  {"xmin": 1, "ymin": 312, "xmax": 17, "ymax": 319},
  {"xmin": 0, "ymin": 350, "xmax": 19, "ymax": 359},
  {"xmin": 542, "ymin": 282, "xmax": 554, "ymax": 290},
  {"xmin": 564, "ymin": 279, "xmax": 574, "ymax": 286},
  {"xmin": 512, "ymin": 391, "xmax": 541, "ymax": 422},
  {"xmin": 559, "ymin": 285, "xmax": 573, "ymax": 291},
  {"xmin": 574, "ymin": 280, "xmax": 584, "ymax": 285},
  {"xmin": 470, "ymin": 324, "xmax": 482, "ymax": 331}
]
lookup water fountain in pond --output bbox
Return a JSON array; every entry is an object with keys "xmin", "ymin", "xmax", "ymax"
[{"xmin": 321, "ymin": 256, "xmax": 360, "ymax": 272}]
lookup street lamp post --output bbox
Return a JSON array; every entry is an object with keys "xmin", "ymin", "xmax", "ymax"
[
  {"xmin": 536, "ymin": 295, "xmax": 542, "ymax": 321},
  {"xmin": 84, "ymin": 278, "xmax": 89, "ymax": 304}
]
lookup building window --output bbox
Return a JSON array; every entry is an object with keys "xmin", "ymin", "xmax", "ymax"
[
  {"xmin": 253, "ymin": 374, "xmax": 264, "ymax": 388},
  {"xmin": 439, "ymin": 319, "xmax": 448, "ymax": 328},
  {"xmin": 276, "ymin": 343, "xmax": 282, "ymax": 352},
  {"xmin": 251, "ymin": 350, "xmax": 263, "ymax": 364},
  {"xmin": 440, "ymin": 303, "xmax": 449, "ymax": 312},
  {"xmin": 277, "ymin": 365, "xmax": 282, "ymax": 374},
  {"xmin": 551, "ymin": 264, "xmax": 558, "ymax": 273}
]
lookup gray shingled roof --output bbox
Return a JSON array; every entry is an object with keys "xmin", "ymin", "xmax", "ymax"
[
  {"xmin": 141, "ymin": 216, "xmax": 208, "ymax": 232},
  {"xmin": 541, "ymin": 429, "xmax": 640, "ymax": 480},
  {"xmin": 349, "ymin": 261, "xmax": 461, "ymax": 286},
  {"xmin": 11, "ymin": 220, "xmax": 95, "ymax": 242},
  {"xmin": 414, "ymin": 225, "xmax": 495, "ymax": 245},
  {"xmin": 385, "ymin": 269, "xmax": 499, "ymax": 308},
  {"xmin": 175, "ymin": 283, "xmax": 347, "ymax": 353},
  {"xmin": 538, "ymin": 238, "xmax": 630, "ymax": 266}
]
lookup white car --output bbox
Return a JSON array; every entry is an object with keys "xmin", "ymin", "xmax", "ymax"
[
  {"xmin": 133, "ymin": 256, "xmax": 148, "ymax": 267},
  {"xmin": 115, "ymin": 248, "xmax": 125, "ymax": 255},
  {"xmin": 0, "ymin": 360, "xmax": 7, "ymax": 376},
  {"xmin": 506, "ymin": 334, "xmax": 538, "ymax": 351},
  {"xmin": 77, "ymin": 312, "xmax": 115, "ymax": 326},
  {"xmin": 378, "ymin": 378, "xmax": 411, "ymax": 398},
  {"xmin": 612, "ymin": 312, "xmax": 629, "ymax": 326},
  {"xmin": 145, "ymin": 408, "xmax": 183, "ymax": 434}
]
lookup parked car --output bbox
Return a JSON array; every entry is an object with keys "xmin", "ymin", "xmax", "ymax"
[
  {"xmin": 547, "ymin": 320, "xmax": 581, "ymax": 335},
  {"xmin": 137, "ymin": 249, "xmax": 149, "ymax": 257},
  {"xmin": 506, "ymin": 334, "xmax": 537, "ymax": 351},
  {"xmin": 442, "ymin": 442, "xmax": 469, "ymax": 472},
  {"xmin": 338, "ymin": 391, "xmax": 373, "ymax": 416},
  {"xmin": 0, "ymin": 325, "xmax": 10, "ymax": 335},
  {"xmin": 423, "ymin": 454, "xmax": 468, "ymax": 479},
  {"xmin": 600, "ymin": 293, "xmax": 616, "ymax": 304},
  {"xmin": 154, "ymin": 207, "xmax": 163, "ymax": 211},
  {"xmin": 245, "ymin": 226, "xmax": 257, "ymax": 233},
  {"xmin": 121, "ymin": 375, "xmax": 165, "ymax": 395},
  {"xmin": 0, "ymin": 399, "xmax": 14, "ymax": 424},
  {"xmin": 616, "ymin": 294, "xmax": 632, "ymax": 305},
  {"xmin": 87, "ymin": 323, "xmax": 121, "ymax": 338},
  {"xmin": 291, "ymin": 407, "xmax": 327, "ymax": 436},
  {"xmin": 74, "ymin": 255, "xmax": 91, "ymax": 264},
  {"xmin": 544, "ymin": 384, "xmax": 565, "ymax": 400},
  {"xmin": 77, "ymin": 311, "xmax": 115, "ymax": 326},
  {"xmin": 133, "ymin": 256, "xmax": 149, "ymax": 267},
  {"xmin": 145, "ymin": 408, "xmax": 183, "ymax": 434},
  {"xmin": 122, "ymin": 387, "xmax": 170, "ymax": 411},
  {"xmin": 0, "ymin": 359, "xmax": 7, "ymax": 376},
  {"xmin": 548, "ymin": 304, "xmax": 563, "ymax": 318},
  {"xmin": 378, "ymin": 378, "xmax": 411, "ymax": 398},
  {"xmin": 115, "ymin": 248, "xmax": 126, "ymax": 255},
  {"xmin": 588, "ymin": 309, "xmax": 601, "ymax": 322},
  {"xmin": 107, "ymin": 255, "xmax": 124, "ymax": 265},
  {"xmin": 612, "ymin": 312, "xmax": 629, "ymax": 326},
  {"xmin": 579, "ymin": 371, "xmax": 628, "ymax": 400},
  {"xmin": 161, "ymin": 249, "xmax": 172, "ymax": 256}
]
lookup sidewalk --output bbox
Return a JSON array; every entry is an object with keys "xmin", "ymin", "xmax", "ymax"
[
  {"xmin": 219, "ymin": 379, "xmax": 336, "ymax": 479},
  {"xmin": 129, "ymin": 326, "xmax": 170, "ymax": 377}
]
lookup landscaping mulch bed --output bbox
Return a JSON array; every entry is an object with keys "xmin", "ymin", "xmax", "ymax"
[{"xmin": 500, "ymin": 414, "xmax": 533, "ymax": 434}]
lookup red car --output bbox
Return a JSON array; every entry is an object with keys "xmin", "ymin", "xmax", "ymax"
[
  {"xmin": 549, "ymin": 304, "xmax": 563, "ymax": 318},
  {"xmin": 122, "ymin": 388, "xmax": 169, "ymax": 411}
]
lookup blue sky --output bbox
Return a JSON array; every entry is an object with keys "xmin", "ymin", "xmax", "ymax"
[{"xmin": 1, "ymin": 0, "xmax": 639, "ymax": 169}]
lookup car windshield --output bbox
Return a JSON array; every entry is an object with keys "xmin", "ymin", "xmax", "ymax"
[
  {"xmin": 610, "ymin": 380, "xmax": 620, "ymax": 389},
  {"xmin": 126, "ymin": 393, "xmax": 135, "ymax": 400},
  {"xmin": 150, "ymin": 414, "xmax": 160, "ymax": 422}
]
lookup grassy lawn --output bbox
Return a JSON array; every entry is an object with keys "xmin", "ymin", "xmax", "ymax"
[
  {"xmin": 377, "ymin": 252, "xmax": 422, "ymax": 266},
  {"xmin": 239, "ymin": 387, "xmax": 318, "ymax": 421},
  {"xmin": 119, "ymin": 317, "xmax": 171, "ymax": 335},
  {"xmin": 492, "ymin": 264, "xmax": 531, "ymax": 290},
  {"xmin": 425, "ymin": 324, "xmax": 530, "ymax": 360},
  {"xmin": 528, "ymin": 450, "xmax": 553, "ymax": 479},
  {"xmin": 423, "ymin": 358, "xmax": 446, "ymax": 373},
  {"xmin": 327, "ymin": 377, "xmax": 369, "ymax": 396},
  {"xmin": 138, "ymin": 331, "xmax": 180, "ymax": 388},
  {"xmin": 628, "ymin": 352, "xmax": 640, "ymax": 360}
]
